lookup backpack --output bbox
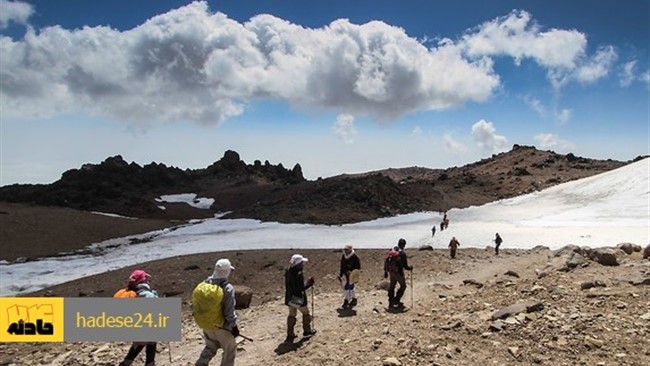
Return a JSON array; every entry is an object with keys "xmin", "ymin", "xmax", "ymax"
[
  {"xmin": 192, "ymin": 281, "xmax": 226, "ymax": 330},
  {"xmin": 385, "ymin": 249, "xmax": 402, "ymax": 274},
  {"xmin": 113, "ymin": 288, "xmax": 137, "ymax": 298}
]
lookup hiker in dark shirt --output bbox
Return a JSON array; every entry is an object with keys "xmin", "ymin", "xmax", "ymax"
[
  {"xmin": 384, "ymin": 238, "xmax": 413, "ymax": 308},
  {"xmin": 284, "ymin": 254, "xmax": 316, "ymax": 343},
  {"xmin": 448, "ymin": 237, "xmax": 460, "ymax": 259},
  {"xmin": 338, "ymin": 244, "xmax": 361, "ymax": 309},
  {"xmin": 494, "ymin": 233, "xmax": 503, "ymax": 255}
]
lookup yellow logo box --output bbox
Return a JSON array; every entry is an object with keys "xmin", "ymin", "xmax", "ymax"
[{"xmin": 0, "ymin": 297, "xmax": 64, "ymax": 342}]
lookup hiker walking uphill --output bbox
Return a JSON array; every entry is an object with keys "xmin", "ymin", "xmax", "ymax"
[
  {"xmin": 193, "ymin": 259, "xmax": 239, "ymax": 366},
  {"xmin": 284, "ymin": 254, "xmax": 317, "ymax": 343},
  {"xmin": 384, "ymin": 238, "xmax": 413, "ymax": 309},
  {"xmin": 338, "ymin": 244, "xmax": 361, "ymax": 309},
  {"xmin": 448, "ymin": 237, "xmax": 460, "ymax": 259},
  {"xmin": 494, "ymin": 233, "xmax": 503, "ymax": 255},
  {"xmin": 117, "ymin": 270, "xmax": 158, "ymax": 366}
]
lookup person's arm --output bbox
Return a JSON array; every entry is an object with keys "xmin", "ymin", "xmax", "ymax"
[
  {"xmin": 401, "ymin": 252, "xmax": 413, "ymax": 271},
  {"xmin": 339, "ymin": 256, "xmax": 345, "ymax": 278},
  {"xmin": 221, "ymin": 283, "xmax": 238, "ymax": 330}
]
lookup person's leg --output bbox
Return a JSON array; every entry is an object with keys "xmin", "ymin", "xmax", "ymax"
[
  {"xmin": 120, "ymin": 343, "xmax": 144, "ymax": 366},
  {"xmin": 388, "ymin": 275, "xmax": 397, "ymax": 306},
  {"xmin": 195, "ymin": 330, "xmax": 221, "ymax": 366},
  {"xmin": 395, "ymin": 273, "xmax": 407, "ymax": 306},
  {"xmin": 212, "ymin": 328, "xmax": 237, "ymax": 366},
  {"xmin": 286, "ymin": 306, "xmax": 298, "ymax": 341},
  {"xmin": 144, "ymin": 342, "xmax": 157, "ymax": 365},
  {"xmin": 300, "ymin": 306, "xmax": 316, "ymax": 336},
  {"xmin": 348, "ymin": 284, "xmax": 357, "ymax": 308}
]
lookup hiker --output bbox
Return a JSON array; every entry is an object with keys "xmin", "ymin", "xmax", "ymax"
[
  {"xmin": 443, "ymin": 212, "xmax": 449, "ymax": 229},
  {"xmin": 384, "ymin": 238, "xmax": 413, "ymax": 308},
  {"xmin": 448, "ymin": 237, "xmax": 460, "ymax": 259},
  {"xmin": 118, "ymin": 270, "xmax": 158, "ymax": 366},
  {"xmin": 440, "ymin": 221, "xmax": 445, "ymax": 231},
  {"xmin": 284, "ymin": 254, "xmax": 317, "ymax": 342},
  {"xmin": 338, "ymin": 244, "xmax": 361, "ymax": 309},
  {"xmin": 431, "ymin": 225, "xmax": 436, "ymax": 237},
  {"xmin": 194, "ymin": 259, "xmax": 238, "ymax": 366},
  {"xmin": 494, "ymin": 233, "xmax": 503, "ymax": 255}
]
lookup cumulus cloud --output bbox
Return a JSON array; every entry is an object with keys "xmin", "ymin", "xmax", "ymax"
[
  {"xmin": 333, "ymin": 114, "xmax": 357, "ymax": 144},
  {"xmin": 471, "ymin": 119, "xmax": 507, "ymax": 153},
  {"xmin": 458, "ymin": 10, "xmax": 616, "ymax": 91},
  {"xmin": 534, "ymin": 133, "xmax": 574, "ymax": 151},
  {"xmin": 443, "ymin": 133, "xmax": 468, "ymax": 154},
  {"xmin": 0, "ymin": 0, "xmax": 33, "ymax": 29},
  {"xmin": 0, "ymin": 3, "xmax": 614, "ymax": 127}
]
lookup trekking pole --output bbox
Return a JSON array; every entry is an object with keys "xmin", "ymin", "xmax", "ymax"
[
  {"xmin": 410, "ymin": 270, "xmax": 414, "ymax": 308},
  {"xmin": 167, "ymin": 342, "xmax": 172, "ymax": 363},
  {"xmin": 311, "ymin": 286, "xmax": 315, "ymax": 329}
]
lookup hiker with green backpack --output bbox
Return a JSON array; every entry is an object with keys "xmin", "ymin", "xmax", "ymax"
[{"xmin": 192, "ymin": 259, "xmax": 239, "ymax": 366}]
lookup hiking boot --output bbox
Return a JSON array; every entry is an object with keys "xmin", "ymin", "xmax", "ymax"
[
  {"xmin": 341, "ymin": 299, "xmax": 349, "ymax": 309},
  {"xmin": 303, "ymin": 329, "xmax": 317, "ymax": 337},
  {"xmin": 284, "ymin": 334, "xmax": 296, "ymax": 343},
  {"xmin": 392, "ymin": 301, "xmax": 404, "ymax": 308},
  {"xmin": 144, "ymin": 363, "xmax": 156, "ymax": 366},
  {"xmin": 349, "ymin": 298, "xmax": 357, "ymax": 308}
]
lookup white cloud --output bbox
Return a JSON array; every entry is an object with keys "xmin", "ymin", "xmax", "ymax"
[
  {"xmin": 457, "ymin": 10, "xmax": 616, "ymax": 91},
  {"xmin": 555, "ymin": 108, "xmax": 572, "ymax": 124},
  {"xmin": 460, "ymin": 10, "xmax": 586, "ymax": 69},
  {"xmin": 619, "ymin": 60, "xmax": 636, "ymax": 87},
  {"xmin": 574, "ymin": 46, "xmax": 617, "ymax": 84},
  {"xmin": 524, "ymin": 95, "xmax": 545, "ymax": 115},
  {"xmin": 534, "ymin": 133, "xmax": 574, "ymax": 152},
  {"xmin": 471, "ymin": 119, "xmax": 508, "ymax": 153},
  {"xmin": 643, "ymin": 71, "xmax": 650, "ymax": 86},
  {"xmin": 443, "ymin": 133, "xmax": 468, "ymax": 154},
  {"xmin": 0, "ymin": 4, "xmax": 615, "ymax": 128},
  {"xmin": 0, "ymin": 0, "xmax": 33, "ymax": 29},
  {"xmin": 333, "ymin": 113, "xmax": 357, "ymax": 145},
  {"xmin": 0, "ymin": 2, "xmax": 500, "ymax": 126},
  {"xmin": 411, "ymin": 126, "xmax": 423, "ymax": 136}
]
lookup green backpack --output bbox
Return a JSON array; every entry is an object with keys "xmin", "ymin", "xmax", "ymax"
[{"xmin": 192, "ymin": 281, "xmax": 225, "ymax": 330}]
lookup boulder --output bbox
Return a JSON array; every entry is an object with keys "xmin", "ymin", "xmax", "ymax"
[
  {"xmin": 375, "ymin": 279, "xmax": 390, "ymax": 291},
  {"xmin": 616, "ymin": 243, "xmax": 642, "ymax": 255},
  {"xmin": 644, "ymin": 244, "xmax": 650, "ymax": 259},
  {"xmin": 418, "ymin": 245, "xmax": 434, "ymax": 251},
  {"xmin": 586, "ymin": 248, "xmax": 619, "ymax": 266},
  {"xmin": 491, "ymin": 301, "xmax": 544, "ymax": 320},
  {"xmin": 234, "ymin": 285, "xmax": 253, "ymax": 309}
]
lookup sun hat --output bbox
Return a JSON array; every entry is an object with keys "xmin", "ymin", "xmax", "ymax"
[
  {"xmin": 213, "ymin": 258, "xmax": 235, "ymax": 278},
  {"xmin": 290, "ymin": 254, "xmax": 308, "ymax": 266}
]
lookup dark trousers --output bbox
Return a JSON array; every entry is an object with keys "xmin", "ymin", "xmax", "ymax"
[
  {"xmin": 388, "ymin": 273, "xmax": 407, "ymax": 305},
  {"xmin": 123, "ymin": 342, "xmax": 156, "ymax": 364}
]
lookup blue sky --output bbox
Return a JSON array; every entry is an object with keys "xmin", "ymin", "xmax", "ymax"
[{"xmin": 1, "ymin": 0, "xmax": 648, "ymax": 184}]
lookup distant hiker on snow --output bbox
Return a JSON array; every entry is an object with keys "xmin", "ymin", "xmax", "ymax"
[
  {"xmin": 443, "ymin": 212, "xmax": 449, "ymax": 230},
  {"xmin": 338, "ymin": 244, "xmax": 361, "ymax": 309},
  {"xmin": 384, "ymin": 238, "xmax": 413, "ymax": 309},
  {"xmin": 448, "ymin": 237, "xmax": 460, "ymax": 259},
  {"xmin": 431, "ymin": 225, "xmax": 436, "ymax": 237},
  {"xmin": 193, "ymin": 259, "xmax": 238, "ymax": 366},
  {"xmin": 117, "ymin": 270, "xmax": 158, "ymax": 366},
  {"xmin": 284, "ymin": 254, "xmax": 317, "ymax": 343},
  {"xmin": 494, "ymin": 233, "xmax": 503, "ymax": 255}
]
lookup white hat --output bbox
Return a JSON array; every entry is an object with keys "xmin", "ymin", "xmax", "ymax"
[
  {"xmin": 290, "ymin": 254, "xmax": 308, "ymax": 266},
  {"xmin": 213, "ymin": 258, "xmax": 235, "ymax": 278}
]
